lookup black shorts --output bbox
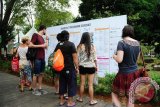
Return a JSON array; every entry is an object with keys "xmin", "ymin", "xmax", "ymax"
[{"xmin": 79, "ymin": 66, "xmax": 96, "ymax": 75}]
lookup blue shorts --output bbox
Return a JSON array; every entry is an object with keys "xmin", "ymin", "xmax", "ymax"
[
  {"xmin": 33, "ymin": 59, "xmax": 45, "ymax": 76},
  {"xmin": 59, "ymin": 69, "xmax": 77, "ymax": 97}
]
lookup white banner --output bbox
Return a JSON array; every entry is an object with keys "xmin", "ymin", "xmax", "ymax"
[{"xmin": 46, "ymin": 15, "xmax": 127, "ymax": 77}]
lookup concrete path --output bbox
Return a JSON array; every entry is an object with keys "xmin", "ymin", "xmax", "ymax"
[{"xmin": 0, "ymin": 71, "xmax": 112, "ymax": 107}]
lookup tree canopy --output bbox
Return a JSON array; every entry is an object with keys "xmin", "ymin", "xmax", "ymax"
[
  {"xmin": 34, "ymin": 0, "xmax": 73, "ymax": 28},
  {"xmin": 75, "ymin": 0, "xmax": 160, "ymax": 53},
  {"xmin": 0, "ymin": 0, "xmax": 73, "ymax": 49}
]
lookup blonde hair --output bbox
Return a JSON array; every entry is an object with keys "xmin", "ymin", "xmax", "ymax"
[{"xmin": 21, "ymin": 36, "xmax": 30, "ymax": 44}]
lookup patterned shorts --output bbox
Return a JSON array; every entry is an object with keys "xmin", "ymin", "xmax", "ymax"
[{"xmin": 20, "ymin": 65, "xmax": 32, "ymax": 84}]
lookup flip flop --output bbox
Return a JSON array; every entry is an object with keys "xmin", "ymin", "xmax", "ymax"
[
  {"xmin": 76, "ymin": 97, "xmax": 83, "ymax": 102},
  {"xmin": 20, "ymin": 89, "xmax": 24, "ymax": 92},
  {"xmin": 89, "ymin": 100, "xmax": 98, "ymax": 105},
  {"xmin": 55, "ymin": 92, "xmax": 59, "ymax": 95},
  {"xmin": 64, "ymin": 95, "xmax": 68, "ymax": 100},
  {"xmin": 59, "ymin": 101, "xmax": 66, "ymax": 106},
  {"xmin": 66, "ymin": 102, "xmax": 76, "ymax": 107}
]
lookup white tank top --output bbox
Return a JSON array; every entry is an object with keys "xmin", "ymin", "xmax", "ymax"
[{"xmin": 17, "ymin": 46, "xmax": 30, "ymax": 67}]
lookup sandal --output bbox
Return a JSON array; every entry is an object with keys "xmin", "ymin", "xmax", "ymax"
[
  {"xmin": 28, "ymin": 88, "xmax": 33, "ymax": 91},
  {"xmin": 20, "ymin": 89, "xmax": 24, "ymax": 92},
  {"xmin": 76, "ymin": 97, "xmax": 83, "ymax": 102},
  {"xmin": 67, "ymin": 102, "xmax": 76, "ymax": 107},
  {"xmin": 112, "ymin": 103, "xmax": 118, "ymax": 107},
  {"xmin": 64, "ymin": 94, "xmax": 68, "ymax": 100},
  {"xmin": 59, "ymin": 101, "xmax": 66, "ymax": 106},
  {"xmin": 89, "ymin": 100, "xmax": 97, "ymax": 105},
  {"xmin": 55, "ymin": 92, "xmax": 59, "ymax": 95}
]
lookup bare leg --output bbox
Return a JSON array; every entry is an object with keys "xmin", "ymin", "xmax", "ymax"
[
  {"xmin": 20, "ymin": 83, "xmax": 24, "ymax": 91},
  {"xmin": 127, "ymin": 99, "xmax": 134, "ymax": 107},
  {"xmin": 112, "ymin": 92, "xmax": 121, "ymax": 107},
  {"xmin": 60, "ymin": 95, "xmax": 65, "ymax": 105},
  {"xmin": 67, "ymin": 97, "xmax": 75, "ymax": 106},
  {"xmin": 38, "ymin": 74, "xmax": 43, "ymax": 89},
  {"xmin": 88, "ymin": 74, "xmax": 95, "ymax": 101},
  {"xmin": 79, "ymin": 74, "xmax": 86, "ymax": 100},
  {"xmin": 32, "ymin": 75, "xmax": 37, "ymax": 90},
  {"xmin": 54, "ymin": 77, "xmax": 59, "ymax": 93}
]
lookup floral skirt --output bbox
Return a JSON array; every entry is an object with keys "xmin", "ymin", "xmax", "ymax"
[
  {"xmin": 20, "ymin": 65, "xmax": 32, "ymax": 84},
  {"xmin": 112, "ymin": 70, "xmax": 140, "ymax": 97}
]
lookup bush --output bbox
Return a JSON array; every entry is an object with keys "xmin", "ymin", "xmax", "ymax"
[
  {"xmin": 149, "ymin": 71, "xmax": 160, "ymax": 86},
  {"xmin": 0, "ymin": 59, "xmax": 11, "ymax": 70},
  {"xmin": 94, "ymin": 73, "xmax": 116, "ymax": 95}
]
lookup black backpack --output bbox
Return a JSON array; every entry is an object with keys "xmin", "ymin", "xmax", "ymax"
[{"xmin": 26, "ymin": 34, "xmax": 38, "ymax": 61}]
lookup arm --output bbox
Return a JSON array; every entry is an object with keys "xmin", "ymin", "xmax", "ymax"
[
  {"xmin": 28, "ymin": 42, "xmax": 46, "ymax": 48},
  {"xmin": 15, "ymin": 51, "xmax": 18, "ymax": 58},
  {"xmin": 45, "ymin": 35, "xmax": 49, "ymax": 49},
  {"xmin": 72, "ymin": 53, "xmax": 79, "ymax": 73},
  {"xmin": 29, "ymin": 33, "xmax": 48, "ymax": 48},
  {"xmin": 113, "ymin": 41, "xmax": 124, "ymax": 63},
  {"xmin": 15, "ymin": 48, "xmax": 19, "ymax": 58},
  {"xmin": 113, "ymin": 50, "xmax": 124, "ymax": 63},
  {"xmin": 93, "ymin": 45, "xmax": 98, "ymax": 71},
  {"xmin": 94, "ymin": 60, "xmax": 98, "ymax": 71},
  {"xmin": 72, "ymin": 43, "xmax": 79, "ymax": 74}
]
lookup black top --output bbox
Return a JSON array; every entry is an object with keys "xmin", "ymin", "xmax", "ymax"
[
  {"xmin": 117, "ymin": 40, "xmax": 140, "ymax": 74},
  {"xmin": 54, "ymin": 41, "xmax": 77, "ymax": 70}
]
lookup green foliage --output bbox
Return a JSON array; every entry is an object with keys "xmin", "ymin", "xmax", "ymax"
[
  {"xmin": 77, "ymin": 0, "xmax": 160, "ymax": 53},
  {"xmin": 94, "ymin": 73, "xmax": 116, "ymax": 95},
  {"xmin": 0, "ymin": 59, "xmax": 11, "ymax": 70},
  {"xmin": 0, "ymin": 0, "xmax": 32, "ymax": 48},
  {"xmin": 34, "ymin": 0, "xmax": 73, "ymax": 28},
  {"xmin": 149, "ymin": 71, "xmax": 160, "ymax": 85}
]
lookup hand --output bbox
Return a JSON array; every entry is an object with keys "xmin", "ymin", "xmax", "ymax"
[
  {"xmin": 28, "ymin": 42, "xmax": 33, "ymax": 47},
  {"xmin": 76, "ymin": 68, "xmax": 79, "ymax": 75},
  {"xmin": 46, "ymin": 35, "xmax": 49, "ymax": 40},
  {"xmin": 113, "ymin": 54, "xmax": 117, "ymax": 59},
  {"xmin": 42, "ymin": 43, "xmax": 47, "ymax": 48},
  {"xmin": 95, "ymin": 67, "xmax": 98, "ymax": 72}
]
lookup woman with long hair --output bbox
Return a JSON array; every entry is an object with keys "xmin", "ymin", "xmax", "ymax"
[
  {"xmin": 112, "ymin": 25, "xmax": 141, "ymax": 107},
  {"xmin": 77, "ymin": 32, "xmax": 98, "ymax": 105}
]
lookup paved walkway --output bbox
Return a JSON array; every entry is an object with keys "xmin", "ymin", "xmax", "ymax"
[{"xmin": 0, "ymin": 71, "xmax": 112, "ymax": 107}]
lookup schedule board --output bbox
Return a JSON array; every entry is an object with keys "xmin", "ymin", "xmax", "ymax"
[{"xmin": 46, "ymin": 15, "xmax": 127, "ymax": 77}]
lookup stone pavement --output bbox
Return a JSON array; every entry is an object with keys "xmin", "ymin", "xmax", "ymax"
[{"xmin": 0, "ymin": 71, "xmax": 113, "ymax": 107}]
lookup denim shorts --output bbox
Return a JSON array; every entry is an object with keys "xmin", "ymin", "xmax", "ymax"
[
  {"xmin": 59, "ymin": 69, "xmax": 77, "ymax": 97},
  {"xmin": 33, "ymin": 59, "xmax": 45, "ymax": 76}
]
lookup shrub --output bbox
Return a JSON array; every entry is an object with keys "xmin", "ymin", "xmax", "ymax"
[
  {"xmin": 0, "ymin": 59, "xmax": 11, "ymax": 70},
  {"xmin": 94, "ymin": 73, "xmax": 116, "ymax": 95}
]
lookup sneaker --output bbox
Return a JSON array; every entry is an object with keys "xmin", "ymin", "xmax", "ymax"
[
  {"xmin": 32, "ymin": 90, "xmax": 41, "ymax": 96},
  {"xmin": 38, "ymin": 89, "xmax": 48, "ymax": 95}
]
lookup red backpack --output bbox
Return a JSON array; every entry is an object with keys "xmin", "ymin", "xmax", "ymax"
[{"xmin": 11, "ymin": 57, "xmax": 19, "ymax": 73}]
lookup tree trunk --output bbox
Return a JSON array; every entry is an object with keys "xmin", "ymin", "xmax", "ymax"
[
  {"xmin": 0, "ymin": 0, "xmax": 3, "ymax": 55},
  {"xmin": 0, "ymin": 0, "xmax": 3, "ymax": 23},
  {"xmin": 0, "ymin": 0, "xmax": 17, "ymax": 55}
]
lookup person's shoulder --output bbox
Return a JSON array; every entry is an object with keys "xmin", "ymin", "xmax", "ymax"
[
  {"xmin": 67, "ymin": 41, "xmax": 75, "ymax": 46},
  {"xmin": 118, "ymin": 40, "xmax": 124, "ymax": 44},
  {"xmin": 33, "ymin": 33, "xmax": 40, "ymax": 37}
]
